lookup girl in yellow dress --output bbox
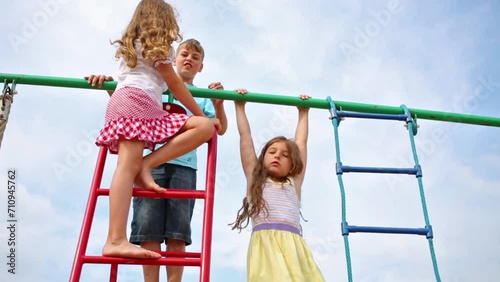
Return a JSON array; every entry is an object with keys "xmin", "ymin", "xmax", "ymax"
[{"xmin": 231, "ymin": 92, "xmax": 326, "ymax": 282}]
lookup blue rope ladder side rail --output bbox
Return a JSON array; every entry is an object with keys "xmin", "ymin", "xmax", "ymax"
[{"xmin": 326, "ymin": 96, "xmax": 442, "ymax": 282}]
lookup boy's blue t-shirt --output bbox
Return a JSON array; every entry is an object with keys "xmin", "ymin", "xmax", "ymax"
[{"xmin": 144, "ymin": 84, "xmax": 215, "ymax": 170}]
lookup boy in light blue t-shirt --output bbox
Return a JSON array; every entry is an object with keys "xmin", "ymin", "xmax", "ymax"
[{"xmin": 132, "ymin": 39, "xmax": 227, "ymax": 282}]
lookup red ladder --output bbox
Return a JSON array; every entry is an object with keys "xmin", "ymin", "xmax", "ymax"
[{"xmin": 69, "ymin": 131, "xmax": 218, "ymax": 282}]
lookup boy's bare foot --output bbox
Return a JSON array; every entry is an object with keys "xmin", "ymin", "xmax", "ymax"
[
  {"xmin": 103, "ymin": 240, "xmax": 161, "ymax": 259},
  {"xmin": 134, "ymin": 168, "xmax": 166, "ymax": 193}
]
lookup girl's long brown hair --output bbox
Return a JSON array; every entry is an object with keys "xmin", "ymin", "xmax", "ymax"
[
  {"xmin": 230, "ymin": 136, "xmax": 304, "ymax": 232},
  {"xmin": 112, "ymin": 0, "xmax": 182, "ymax": 68}
]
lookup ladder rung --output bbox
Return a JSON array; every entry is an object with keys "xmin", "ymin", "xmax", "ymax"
[
  {"xmin": 96, "ymin": 188, "xmax": 206, "ymax": 199},
  {"xmin": 347, "ymin": 225, "xmax": 430, "ymax": 236},
  {"xmin": 337, "ymin": 111, "xmax": 407, "ymax": 121},
  {"xmin": 341, "ymin": 165, "xmax": 418, "ymax": 175},
  {"xmin": 158, "ymin": 251, "xmax": 201, "ymax": 258},
  {"xmin": 82, "ymin": 255, "xmax": 202, "ymax": 267}
]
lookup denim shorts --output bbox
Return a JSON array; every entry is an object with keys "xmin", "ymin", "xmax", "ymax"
[{"xmin": 130, "ymin": 163, "xmax": 197, "ymax": 246}]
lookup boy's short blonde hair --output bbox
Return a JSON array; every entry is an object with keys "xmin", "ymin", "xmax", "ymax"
[{"xmin": 176, "ymin": 39, "xmax": 205, "ymax": 60}]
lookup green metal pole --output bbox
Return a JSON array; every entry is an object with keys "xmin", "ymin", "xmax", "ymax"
[{"xmin": 1, "ymin": 72, "xmax": 500, "ymax": 127}]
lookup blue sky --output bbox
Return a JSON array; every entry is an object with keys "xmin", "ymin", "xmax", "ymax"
[{"xmin": 0, "ymin": 0, "xmax": 499, "ymax": 281}]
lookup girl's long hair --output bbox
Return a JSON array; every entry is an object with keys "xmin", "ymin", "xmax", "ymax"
[
  {"xmin": 112, "ymin": 0, "xmax": 182, "ymax": 68},
  {"xmin": 230, "ymin": 136, "xmax": 304, "ymax": 232}
]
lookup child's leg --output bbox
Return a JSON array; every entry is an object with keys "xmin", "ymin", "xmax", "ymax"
[
  {"xmin": 163, "ymin": 164, "xmax": 197, "ymax": 282},
  {"xmin": 103, "ymin": 139, "xmax": 161, "ymax": 259},
  {"xmin": 166, "ymin": 239, "xmax": 187, "ymax": 282},
  {"xmin": 141, "ymin": 241, "xmax": 162, "ymax": 282},
  {"xmin": 135, "ymin": 116, "xmax": 213, "ymax": 191}
]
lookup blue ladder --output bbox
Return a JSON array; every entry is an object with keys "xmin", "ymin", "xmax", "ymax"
[{"xmin": 326, "ymin": 97, "xmax": 442, "ymax": 282}]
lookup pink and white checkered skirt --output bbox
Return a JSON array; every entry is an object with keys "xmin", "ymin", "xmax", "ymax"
[{"xmin": 95, "ymin": 87, "xmax": 190, "ymax": 154}]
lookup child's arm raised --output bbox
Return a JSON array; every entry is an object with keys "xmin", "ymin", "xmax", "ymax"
[
  {"xmin": 234, "ymin": 89, "xmax": 258, "ymax": 184},
  {"xmin": 214, "ymin": 102, "xmax": 228, "ymax": 135},
  {"xmin": 157, "ymin": 63, "xmax": 206, "ymax": 117},
  {"xmin": 208, "ymin": 82, "xmax": 228, "ymax": 135},
  {"xmin": 293, "ymin": 94, "xmax": 311, "ymax": 198}
]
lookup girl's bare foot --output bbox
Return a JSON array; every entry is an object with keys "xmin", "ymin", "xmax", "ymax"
[
  {"xmin": 134, "ymin": 168, "xmax": 166, "ymax": 193},
  {"xmin": 103, "ymin": 240, "xmax": 161, "ymax": 259}
]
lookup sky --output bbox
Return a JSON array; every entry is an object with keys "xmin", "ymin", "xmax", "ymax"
[{"xmin": 0, "ymin": 0, "xmax": 499, "ymax": 281}]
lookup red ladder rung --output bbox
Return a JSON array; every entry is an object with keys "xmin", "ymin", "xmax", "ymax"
[
  {"xmin": 157, "ymin": 251, "xmax": 201, "ymax": 258},
  {"xmin": 83, "ymin": 256, "xmax": 202, "ymax": 267},
  {"xmin": 95, "ymin": 188, "xmax": 207, "ymax": 199}
]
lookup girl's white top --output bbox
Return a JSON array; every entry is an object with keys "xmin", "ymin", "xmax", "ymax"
[{"xmin": 115, "ymin": 40, "xmax": 175, "ymax": 107}]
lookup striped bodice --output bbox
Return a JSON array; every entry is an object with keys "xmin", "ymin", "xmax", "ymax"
[{"xmin": 252, "ymin": 178, "xmax": 301, "ymax": 231}]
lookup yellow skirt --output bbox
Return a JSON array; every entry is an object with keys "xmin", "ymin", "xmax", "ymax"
[{"xmin": 247, "ymin": 224, "xmax": 325, "ymax": 282}]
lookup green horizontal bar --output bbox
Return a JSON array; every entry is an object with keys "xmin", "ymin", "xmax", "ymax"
[{"xmin": 2, "ymin": 72, "xmax": 500, "ymax": 127}]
